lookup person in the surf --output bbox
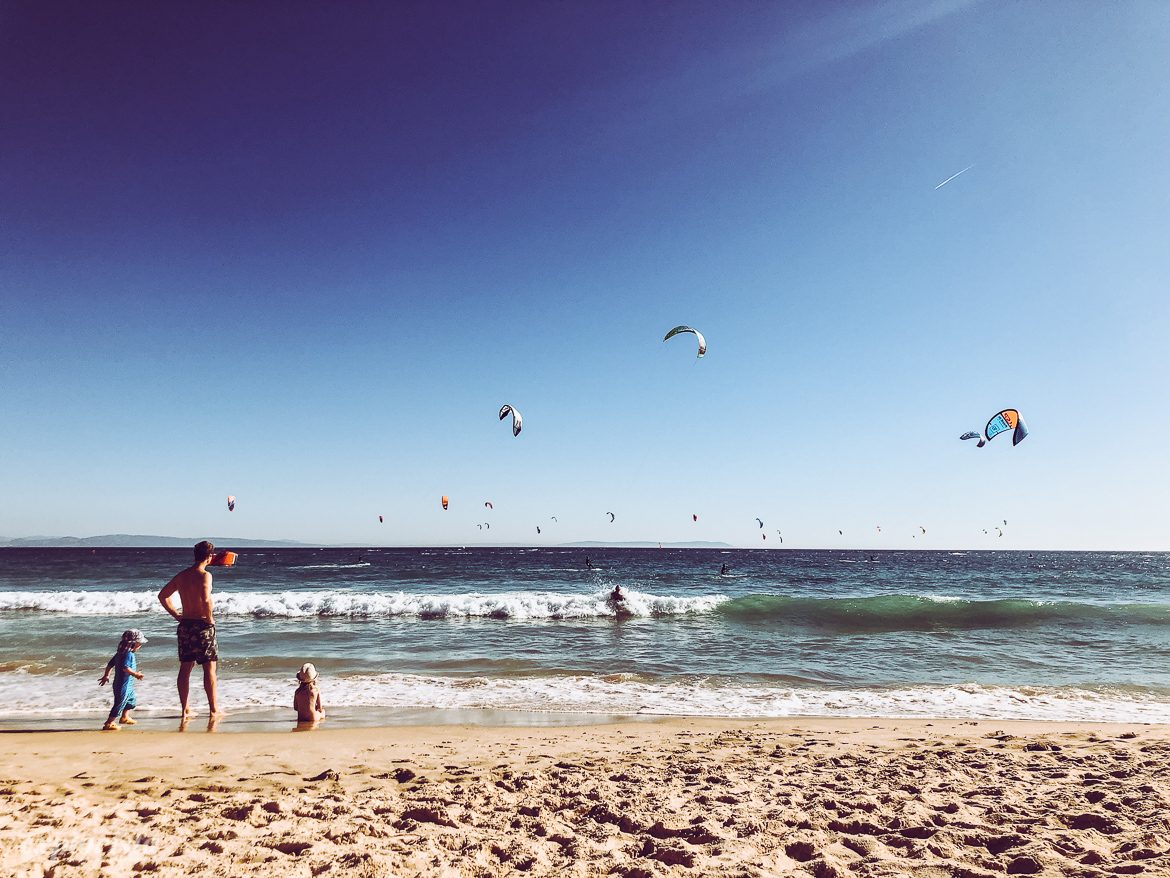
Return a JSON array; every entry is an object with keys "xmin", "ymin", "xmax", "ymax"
[
  {"xmin": 720, "ymin": 563, "xmax": 729, "ymax": 576},
  {"xmin": 609, "ymin": 584, "xmax": 626, "ymax": 608},
  {"xmin": 585, "ymin": 557, "xmax": 593, "ymax": 570}
]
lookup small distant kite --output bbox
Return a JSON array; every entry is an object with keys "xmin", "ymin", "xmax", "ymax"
[
  {"xmin": 499, "ymin": 404, "xmax": 523, "ymax": 437},
  {"xmin": 663, "ymin": 325, "xmax": 706, "ymax": 358},
  {"xmin": 550, "ymin": 516, "xmax": 558, "ymax": 523},
  {"xmin": 692, "ymin": 514, "xmax": 698, "ymax": 522},
  {"xmin": 776, "ymin": 531, "xmax": 783, "ymax": 544},
  {"xmin": 484, "ymin": 522, "xmax": 491, "ymax": 530},
  {"xmin": 477, "ymin": 524, "xmax": 482, "ymax": 530},
  {"xmin": 607, "ymin": 512, "xmax": 615, "ymax": 523},
  {"xmin": 762, "ymin": 533, "xmax": 767, "ymax": 541},
  {"xmin": 920, "ymin": 526, "xmax": 926, "ymax": 535},
  {"xmin": 838, "ymin": 530, "xmax": 843, "ymax": 536},
  {"xmin": 441, "ymin": 496, "xmax": 449, "ymax": 511},
  {"xmin": 484, "ymin": 501, "xmax": 493, "ymax": 510},
  {"xmin": 756, "ymin": 518, "xmax": 764, "ymax": 529},
  {"xmin": 961, "ymin": 409, "xmax": 1028, "ymax": 448},
  {"xmin": 378, "ymin": 515, "xmax": 383, "ymax": 524},
  {"xmin": 226, "ymin": 496, "xmax": 236, "ymax": 512},
  {"xmin": 996, "ymin": 527, "xmax": 1004, "ymax": 538},
  {"xmin": 536, "ymin": 526, "xmax": 541, "ymax": 534}
]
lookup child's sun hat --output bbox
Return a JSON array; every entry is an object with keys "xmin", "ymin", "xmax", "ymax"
[
  {"xmin": 121, "ymin": 629, "xmax": 148, "ymax": 646},
  {"xmin": 297, "ymin": 662, "xmax": 318, "ymax": 683}
]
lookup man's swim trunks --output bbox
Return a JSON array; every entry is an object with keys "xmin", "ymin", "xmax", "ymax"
[{"xmin": 177, "ymin": 619, "xmax": 219, "ymax": 665}]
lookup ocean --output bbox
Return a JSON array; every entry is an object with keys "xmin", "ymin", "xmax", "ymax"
[{"xmin": 1, "ymin": 546, "xmax": 1168, "ymax": 728}]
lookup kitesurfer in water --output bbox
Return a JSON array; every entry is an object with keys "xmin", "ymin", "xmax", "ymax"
[
  {"xmin": 720, "ymin": 563, "xmax": 729, "ymax": 576},
  {"xmin": 586, "ymin": 557, "xmax": 594, "ymax": 570}
]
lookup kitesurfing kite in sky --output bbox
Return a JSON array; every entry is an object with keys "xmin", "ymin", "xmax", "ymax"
[
  {"xmin": 441, "ymin": 495, "xmax": 449, "ymax": 510},
  {"xmin": 378, "ymin": 515, "xmax": 383, "ymax": 524},
  {"xmin": 663, "ymin": 325, "xmax": 706, "ymax": 358},
  {"xmin": 607, "ymin": 512, "xmax": 615, "ymax": 523},
  {"xmin": 484, "ymin": 501, "xmax": 493, "ymax": 510},
  {"xmin": 961, "ymin": 409, "xmax": 1029, "ymax": 448},
  {"xmin": 756, "ymin": 518, "xmax": 764, "ymax": 529},
  {"xmin": 499, "ymin": 404, "xmax": 522, "ymax": 437},
  {"xmin": 226, "ymin": 496, "xmax": 236, "ymax": 512}
]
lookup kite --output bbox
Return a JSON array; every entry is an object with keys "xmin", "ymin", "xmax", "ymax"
[
  {"xmin": 378, "ymin": 515, "xmax": 383, "ymax": 524},
  {"xmin": 551, "ymin": 516, "xmax": 558, "ymax": 523},
  {"xmin": 477, "ymin": 524, "xmax": 482, "ymax": 530},
  {"xmin": 756, "ymin": 518, "xmax": 764, "ymax": 529},
  {"xmin": 762, "ymin": 533, "xmax": 767, "ymax": 541},
  {"xmin": 441, "ymin": 496, "xmax": 449, "ymax": 510},
  {"xmin": 838, "ymin": 530, "xmax": 843, "ymax": 535},
  {"xmin": 607, "ymin": 512, "xmax": 615, "ymax": 523},
  {"xmin": 226, "ymin": 496, "xmax": 236, "ymax": 512},
  {"xmin": 996, "ymin": 527, "xmax": 1004, "ymax": 538},
  {"xmin": 499, "ymin": 404, "xmax": 523, "ymax": 437},
  {"xmin": 776, "ymin": 531, "xmax": 783, "ymax": 544},
  {"xmin": 961, "ymin": 409, "xmax": 1028, "ymax": 448},
  {"xmin": 536, "ymin": 526, "xmax": 541, "ymax": 534},
  {"xmin": 692, "ymin": 514, "xmax": 698, "ymax": 522},
  {"xmin": 663, "ymin": 325, "xmax": 706, "ymax": 358},
  {"xmin": 485, "ymin": 522, "xmax": 490, "ymax": 530},
  {"xmin": 920, "ymin": 526, "xmax": 927, "ymax": 535},
  {"xmin": 484, "ymin": 501, "xmax": 493, "ymax": 510}
]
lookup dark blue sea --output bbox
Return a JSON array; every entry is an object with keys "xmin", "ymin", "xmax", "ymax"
[{"xmin": 1, "ymin": 547, "xmax": 1168, "ymax": 726}]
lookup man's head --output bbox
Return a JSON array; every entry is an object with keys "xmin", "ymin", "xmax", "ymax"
[{"xmin": 194, "ymin": 541, "xmax": 216, "ymax": 563}]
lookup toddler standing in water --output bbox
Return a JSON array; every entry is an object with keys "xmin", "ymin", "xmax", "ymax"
[{"xmin": 99, "ymin": 629, "xmax": 147, "ymax": 730}]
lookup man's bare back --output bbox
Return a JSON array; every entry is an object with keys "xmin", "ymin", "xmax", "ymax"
[{"xmin": 158, "ymin": 565, "xmax": 214, "ymax": 623}]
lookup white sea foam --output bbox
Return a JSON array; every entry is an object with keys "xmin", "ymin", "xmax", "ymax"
[
  {"xmin": 292, "ymin": 562, "xmax": 372, "ymax": 570},
  {"xmin": 0, "ymin": 589, "xmax": 728, "ymax": 619},
  {"xmin": 2, "ymin": 670, "xmax": 1167, "ymax": 723}
]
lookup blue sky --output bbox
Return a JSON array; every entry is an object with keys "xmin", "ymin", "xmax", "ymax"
[{"xmin": 2, "ymin": 0, "xmax": 1168, "ymax": 549}]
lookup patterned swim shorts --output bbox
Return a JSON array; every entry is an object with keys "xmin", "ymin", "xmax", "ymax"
[{"xmin": 177, "ymin": 619, "xmax": 219, "ymax": 665}]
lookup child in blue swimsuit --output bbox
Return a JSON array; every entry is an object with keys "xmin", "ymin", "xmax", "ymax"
[{"xmin": 99, "ymin": 629, "xmax": 147, "ymax": 730}]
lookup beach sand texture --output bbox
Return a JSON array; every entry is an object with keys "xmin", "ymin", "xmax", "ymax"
[{"xmin": 2, "ymin": 718, "xmax": 1168, "ymax": 877}]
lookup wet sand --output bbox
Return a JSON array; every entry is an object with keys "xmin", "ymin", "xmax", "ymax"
[{"xmin": 1, "ymin": 717, "xmax": 1168, "ymax": 876}]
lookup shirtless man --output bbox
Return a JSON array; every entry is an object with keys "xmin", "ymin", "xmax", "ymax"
[{"xmin": 158, "ymin": 541, "xmax": 223, "ymax": 717}]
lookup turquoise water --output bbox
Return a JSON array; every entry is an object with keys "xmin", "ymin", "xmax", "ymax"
[{"xmin": 1, "ymin": 547, "xmax": 1168, "ymax": 725}]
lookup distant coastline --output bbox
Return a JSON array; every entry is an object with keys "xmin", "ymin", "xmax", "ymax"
[
  {"xmin": 0, "ymin": 535, "xmax": 732, "ymax": 549},
  {"xmin": 0, "ymin": 534, "xmax": 309, "ymax": 548}
]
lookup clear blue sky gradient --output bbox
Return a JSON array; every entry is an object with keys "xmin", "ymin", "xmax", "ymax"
[{"xmin": 2, "ymin": 1, "xmax": 1168, "ymax": 548}]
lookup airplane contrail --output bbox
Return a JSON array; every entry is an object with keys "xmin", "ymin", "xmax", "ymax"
[{"xmin": 934, "ymin": 164, "xmax": 974, "ymax": 190}]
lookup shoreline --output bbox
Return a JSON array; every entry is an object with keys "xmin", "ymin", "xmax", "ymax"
[
  {"xmin": 4, "ymin": 705, "xmax": 1168, "ymax": 735},
  {"xmin": 3, "ymin": 716, "xmax": 1168, "ymax": 875}
]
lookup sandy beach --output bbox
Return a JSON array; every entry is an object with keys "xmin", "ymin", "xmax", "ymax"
[{"xmin": 2, "ymin": 717, "xmax": 1168, "ymax": 877}]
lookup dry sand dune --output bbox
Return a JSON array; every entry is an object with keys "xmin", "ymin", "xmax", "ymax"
[{"xmin": 1, "ymin": 718, "xmax": 1168, "ymax": 877}]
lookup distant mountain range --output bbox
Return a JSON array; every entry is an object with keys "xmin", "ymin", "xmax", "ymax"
[
  {"xmin": 0, "ymin": 535, "xmax": 732, "ymax": 549},
  {"xmin": 0, "ymin": 534, "xmax": 309, "ymax": 548},
  {"xmin": 560, "ymin": 541, "xmax": 732, "ymax": 549}
]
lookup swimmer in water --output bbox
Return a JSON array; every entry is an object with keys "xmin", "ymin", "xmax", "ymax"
[
  {"xmin": 586, "ymin": 557, "xmax": 593, "ymax": 570},
  {"xmin": 720, "ymin": 563, "xmax": 729, "ymax": 575},
  {"xmin": 609, "ymin": 584, "xmax": 625, "ymax": 604}
]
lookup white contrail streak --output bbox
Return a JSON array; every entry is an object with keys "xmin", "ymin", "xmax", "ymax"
[{"xmin": 934, "ymin": 164, "xmax": 974, "ymax": 190}]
